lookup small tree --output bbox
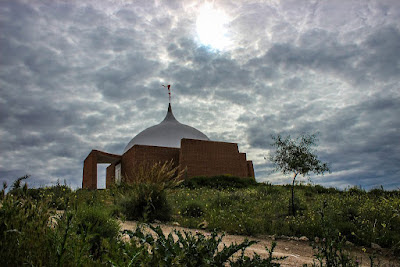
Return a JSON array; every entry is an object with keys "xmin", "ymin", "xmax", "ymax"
[{"xmin": 270, "ymin": 133, "xmax": 330, "ymax": 215}]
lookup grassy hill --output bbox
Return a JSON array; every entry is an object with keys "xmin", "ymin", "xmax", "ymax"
[{"xmin": 1, "ymin": 175, "xmax": 399, "ymax": 266}]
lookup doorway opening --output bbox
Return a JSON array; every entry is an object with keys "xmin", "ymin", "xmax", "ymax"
[{"xmin": 97, "ymin": 164, "xmax": 109, "ymax": 189}]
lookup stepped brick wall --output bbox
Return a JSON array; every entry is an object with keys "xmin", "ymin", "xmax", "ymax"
[
  {"xmin": 83, "ymin": 139, "xmax": 254, "ymax": 189},
  {"xmin": 121, "ymin": 145, "xmax": 180, "ymax": 184},
  {"xmin": 247, "ymin": 161, "xmax": 255, "ymax": 178},
  {"xmin": 179, "ymin": 139, "xmax": 250, "ymax": 178}
]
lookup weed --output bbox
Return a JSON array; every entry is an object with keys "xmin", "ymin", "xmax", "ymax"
[
  {"xmin": 124, "ymin": 224, "xmax": 287, "ymax": 266},
  {"xmin": 0, "ymin": 192, "xmax": 54, "ymax": 265}
]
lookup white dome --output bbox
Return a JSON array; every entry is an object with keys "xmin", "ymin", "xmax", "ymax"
[{"xmin": 123, "ymin": 104, "xmax": 209, "ymax": 153}]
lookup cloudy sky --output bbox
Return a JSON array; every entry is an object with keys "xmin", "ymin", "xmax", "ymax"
[{"xmin": 1, "ymin": 0, "xmax": 399, "ymax": 190}]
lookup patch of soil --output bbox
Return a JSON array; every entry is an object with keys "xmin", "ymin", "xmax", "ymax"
[{"xmin": 121, "ymin": 221, "xmax": 399, "ymax": 267}]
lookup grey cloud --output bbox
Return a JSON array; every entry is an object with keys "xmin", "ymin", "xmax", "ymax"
[
  {"xmin": 265, "ymin": 36, "xmax": 359, "ymax": 76},
  {"xmin": 263, "ymin": 26, "xmax": 400, "ymax": 85},
  {"xmin": 165, "ymin": 39, "xmax": 254, "ymax": 101},
  {"xmin": 361, "ymin": 26, "xmax": 400, "ymax": 80},
  {"xmin": 0, "ymin": 0, "xmax": 399, "ymax": 190},
  {"xmin": 246, "ymin": 94, "xmax": 400, "ymax": 189},
  {"xmin": 115, "ymin": 9, "xmax": 138, "ymax": 23}
]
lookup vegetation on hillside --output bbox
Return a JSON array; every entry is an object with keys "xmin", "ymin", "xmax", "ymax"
[
  {"xmin": 1, "ymin": 177, "xmax": 286, "ymax": 266},
  {"xmin": 1, "ymin": 174, "xmax": 399, "ymax": 266}
]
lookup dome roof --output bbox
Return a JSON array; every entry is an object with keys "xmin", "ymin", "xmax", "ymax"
[{"xmin": 123, "ymin": 104, "xmax": 209, "ymax": 153}]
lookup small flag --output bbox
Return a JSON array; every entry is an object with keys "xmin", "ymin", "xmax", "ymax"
[{"xmin": 162, "ymin": 84, "xmax": 171, "ymax": 103}]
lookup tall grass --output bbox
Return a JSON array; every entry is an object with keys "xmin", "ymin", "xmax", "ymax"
[
  {"xmin": 168, "ymin": 183, "xmax": 400, "ymax": 254},
  {"xmin": 0, "ymin": 177, "xmax": 288, "ymax": 266},
  {"xmin": 1, "ymin": 175, "xmax": 399, "ymax": 265},
  {"xmin": 115, "ymin": 160, "xmax": 184, "ymax": 222}
]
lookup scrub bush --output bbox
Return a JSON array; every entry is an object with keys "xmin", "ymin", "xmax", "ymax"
[
  {"xmin": 118, "ymin": 160, "xmax": 183, "ymax": 222},
  {"xmin": 119, "ymin": 183, "xmax": 172, "ymax": 222},
  {"xmin": 74, "ymin": 204, "xmax": 120, "ymax": 260},
  {"xmin": 181, "ymin": 201, "xmax": 205, "ymax": 217}
]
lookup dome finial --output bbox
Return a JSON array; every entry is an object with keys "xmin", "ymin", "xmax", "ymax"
[{"xmin": 163, "ymin": 102, "xmax": 176, "ymax": 122}]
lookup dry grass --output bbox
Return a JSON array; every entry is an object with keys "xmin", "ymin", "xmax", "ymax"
[{"xmin": 125, "ymin": 160, "xmax": 185, "ymax": 189}]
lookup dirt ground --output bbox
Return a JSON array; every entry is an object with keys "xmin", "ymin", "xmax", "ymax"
[{"xmin": 121, "ymin": 221, "xmax": 400, "ymax": 267}]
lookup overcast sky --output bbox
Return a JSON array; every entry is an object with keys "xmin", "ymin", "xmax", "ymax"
[{"xmin": 1, "ymin": 0, "xmax": 399, "ymax": 190}]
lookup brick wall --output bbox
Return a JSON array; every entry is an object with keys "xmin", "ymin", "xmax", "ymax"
[
  {"xmin": 82, "ymin": 150, "xmax": 121, "ymax": 189},
  {"xmin": 83, "ymin": 140, "xmax": 255, "ymax": 189},
  {"xmin": 121, "ymin": 145, "xmax": 180, "ymax": 183},
  {"xmin": 179, "ymin": 139, "xmax": 251, "ymax": 178},
  {"xmin": 82, "ymin": 151, "xmax": 97, "ymax": 189},
  {"xmin": 247, "ymin": 161, "xmax": 255, "ymax": 178},
  {"xmin": 106, "ymin": 163, "xmax": 116, "ymax": 188}
]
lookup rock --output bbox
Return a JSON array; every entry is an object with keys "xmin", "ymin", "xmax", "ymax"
[
  {"xmin": 172, "ymin": 222, "xmax": 180, "ymax": 226},
  {"xmin": 270, "ymin": 235, "xmax": 276, "ymax": 240},
  {"xmin": 121, "ymin": 234, "xmax": 130, "ymax": 242},
  {"xmin": 371, "ymin": 243, "xmax": 382, "ymax": 250},
  {"xmin": 345, "ymin": 241, "xmax": 354, "ymax": 246},
  {"xmin": 291, "ymin": 237, "xmax": 299, "ymax": 241},
  {"xmin": 299, "ymin": 236, "xmax": 309, "ymax": 241},
  {"xmin": 314, "ymin": 237, "xmax": 320, "ymax": 243},
  {"xmin": 280, "ymin": 235, "xmax": 290, "ymax": 240},
  {"xmin": 284, "ymin": 247, "xmax": 289, "ymax": 251},
  {"xmin": 198, "ymin": 220, "xmax": 208, "ymax": 229},
  {"xmin": 154, "ymin": 220, "xmax": 161, "ymax": 224}
]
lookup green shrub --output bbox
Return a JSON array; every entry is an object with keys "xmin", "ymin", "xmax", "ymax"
[
  {"xmin": 181, "ymin": 201, "xmax": 205, "ymax": 217},
  {"xmin": 27, "ymin": 184, "xmax": 72, "ymax": 210},
  {"xmin": 74, "ymin": 204, "xmax": 120, "ymax": 260},
  {"xmin": 116, "ymin": 160, "xmax": 183, "ymax": 223},
  {"xmin": 347, "ymin": 186, "xmax": 366, "ymax": 195},
  {"xmin": 368, "ymin": 186, "xmax": 385, "ymax": 197},
  {"xmin": 182, "ymin": 175, "xmax": 258, "ymax": 189},
  {"xmin": 211, "ymin": 191, "xmax": 236, "ymax": 208},
  {"xmin": 311, "ymin": 201, "xmax": 360, "ymax": 267},
  {"xmin": 119, "ymin": 183, "xmax": 171, "ymax": 222}
]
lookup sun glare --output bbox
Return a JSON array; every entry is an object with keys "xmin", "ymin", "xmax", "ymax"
[{"xmin": 196, "ymin": 4, "xmax": 230, "ymax": 51}]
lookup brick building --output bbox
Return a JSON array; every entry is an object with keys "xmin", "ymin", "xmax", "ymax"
[{"xmin": 82, "ymin": 104, "xmax": 254, "ymax": 189}]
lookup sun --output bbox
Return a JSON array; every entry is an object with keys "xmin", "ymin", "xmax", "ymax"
[{"xmin": 196, "ymin": 4, "xmax": 230, "ymax": 51}]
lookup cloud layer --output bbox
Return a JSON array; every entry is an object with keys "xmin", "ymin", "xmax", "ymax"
[{"xmin": 1, "ymin": 0, "xmax": 399, "ymax": 189}]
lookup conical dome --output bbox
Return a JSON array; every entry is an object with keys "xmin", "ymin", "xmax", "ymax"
[{"xmin": 123, "ymin": 104, "xmax": 209, "ymax": 153}]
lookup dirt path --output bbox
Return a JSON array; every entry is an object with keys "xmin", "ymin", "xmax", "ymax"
[{"xmin": 121, "ymin": 221, "xmax": 399, "ymax": 266}]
